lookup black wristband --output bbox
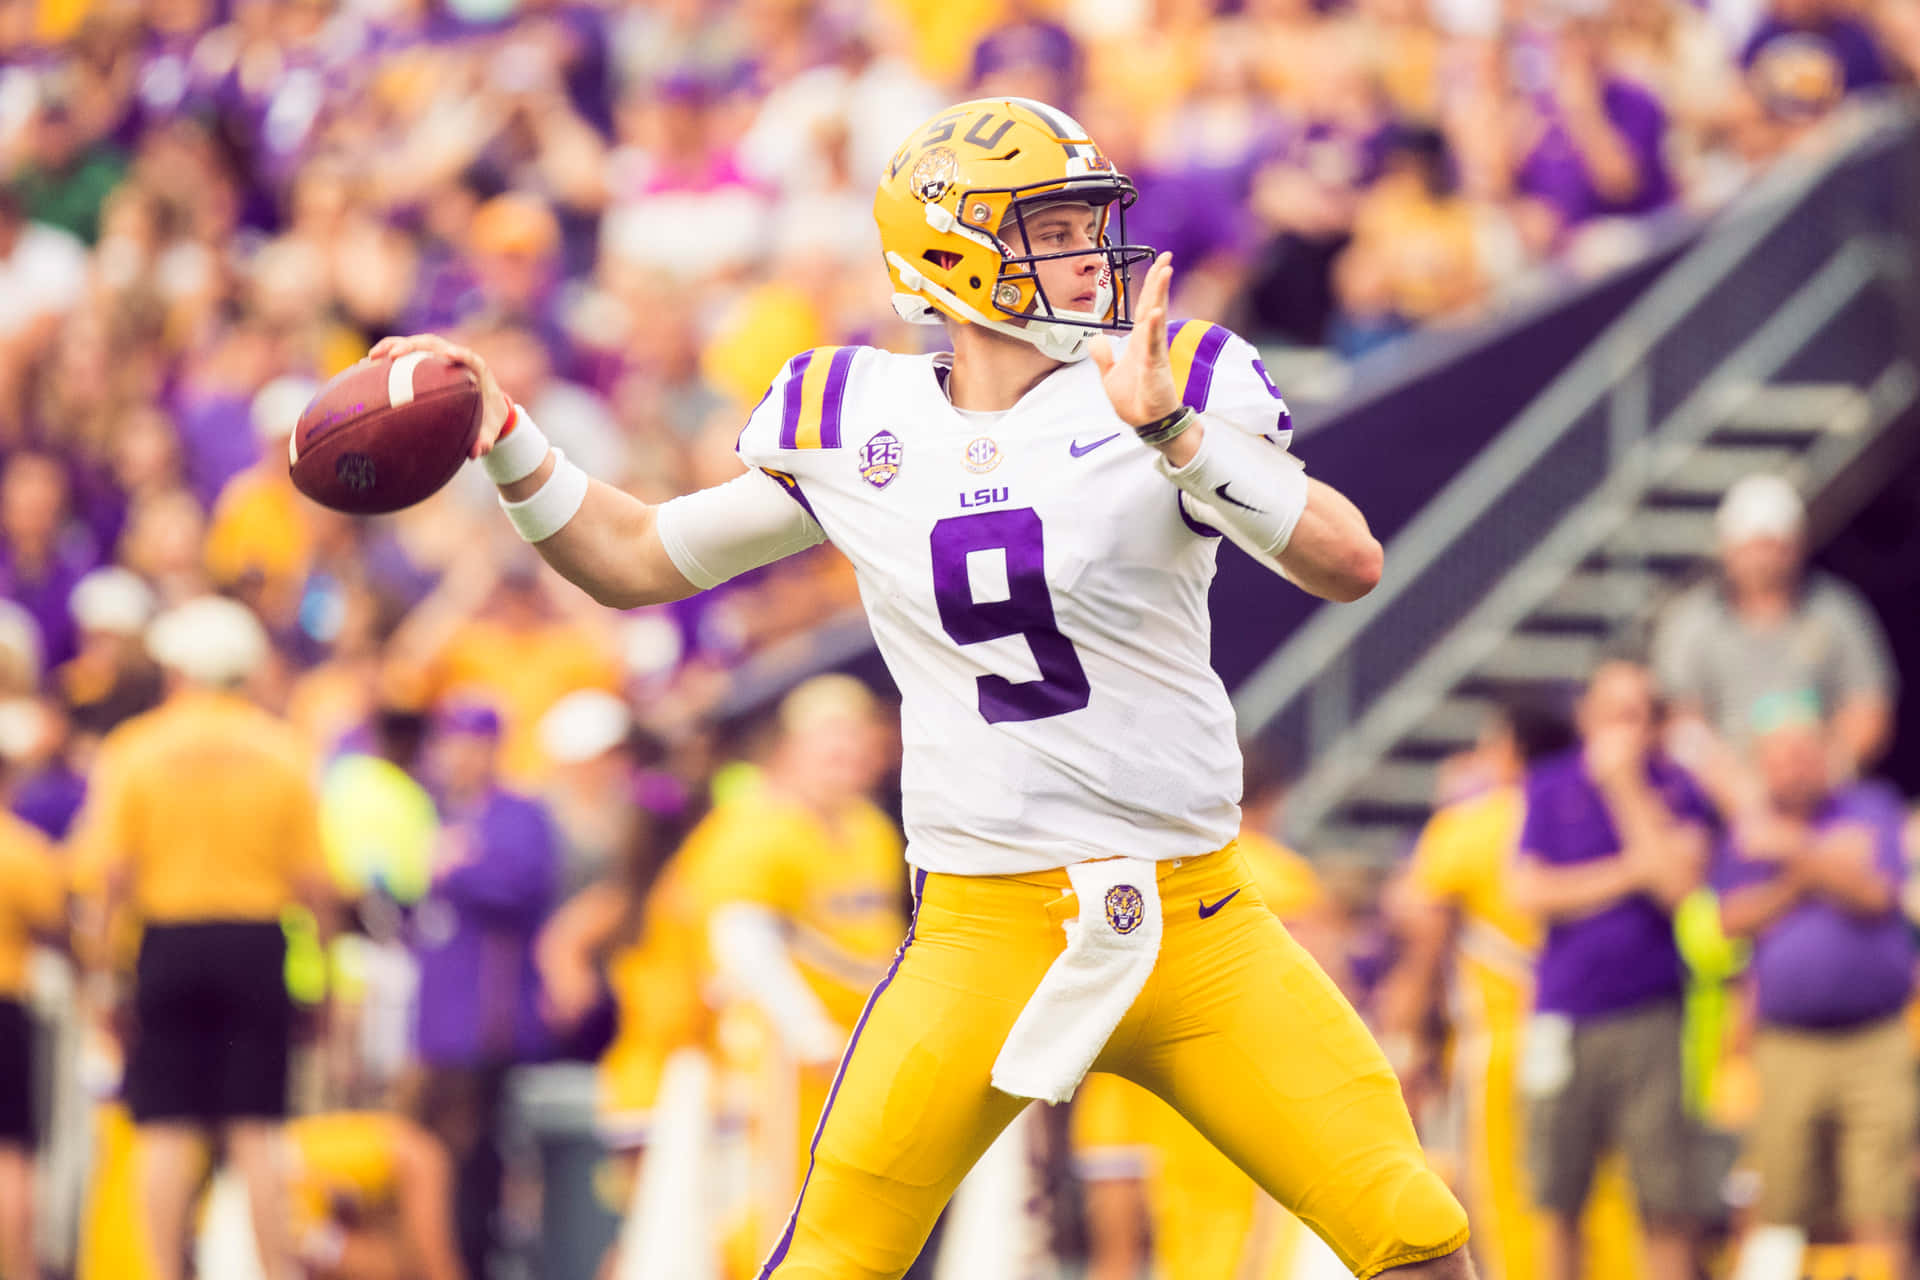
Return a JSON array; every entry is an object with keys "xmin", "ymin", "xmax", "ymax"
[{"xmin": 1134, "ymin": 404, "xmax": 1197, "ymax": 447}]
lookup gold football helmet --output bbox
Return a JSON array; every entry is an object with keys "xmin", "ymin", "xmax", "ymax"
[{"xmin": 874, "ymin": 98, "xmax": 1154, "ymax": 361}]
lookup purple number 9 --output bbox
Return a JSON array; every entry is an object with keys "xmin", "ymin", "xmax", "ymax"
[{"xmin": 930, "ymin": 508, "xmax": 1091, "ymax": 724}]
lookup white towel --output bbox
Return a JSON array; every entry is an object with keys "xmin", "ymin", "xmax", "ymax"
[{"xmin": 991, "ymin": 858, "xmax": 1163, "ymax": 1104}]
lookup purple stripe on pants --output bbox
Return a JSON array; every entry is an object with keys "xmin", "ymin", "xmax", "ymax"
[
  {"xmin": 778, "ymin": 350, "xmax": 816, "ymax": 450},
  {"xmin": 1181, "ymin": 323, "xmax": 1231, "ymax": 412},
  {"xmin": 819, "ymin": 348, "xmax": 856, "ymax": 449},
  {"xmin": 758, "ymin": 867, "xmax": 929, "ymax": 1277}
]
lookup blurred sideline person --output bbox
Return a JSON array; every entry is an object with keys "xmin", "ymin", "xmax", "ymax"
[
  {"xmin": 376, "ymin": 95, "xmax": 1473, "ymax": 1279},
  {"xmin": 1715, "ymin": 690, "xmax": 1915, "ymax": 1274},
  {"xmin": 70, "ymin": 595, "xmax": 335, "ymax": 1280},
  {"xmin": 1379, "ymin": 697, "xmax": 1643, "ymax": 1280},
  {"xmin": 1654, "ymin": 474, "xmax": 1897, "ymax": 815},
  {"xmin": 285, "ymin": 1110, "xmax": 468, "ymax": 1280},
  {"xmin": 0, "ymin": 796, "xmax": 64, "ymax": 1280},
  {"xmin": 536, "ymin": 721, "xmax": 705, "ymax": 1280},
  {"xmin": 1510, "ymin": 658, "xmax": 1715, "ymax": 1280},
  {"xmin": 406, "ymin": 700, "xmax": 558, "ymax": 1280},
  {"xmin": 536, "ymin": 689, "xmax": 648, "ymax": 896},
  {"xmin": 1071, "ymin": 751, "xmax": 1336, "ymax": 1280},
  {"xmin": 691, "ymin": 676, "xmax": 906, "ymax": 1276}
]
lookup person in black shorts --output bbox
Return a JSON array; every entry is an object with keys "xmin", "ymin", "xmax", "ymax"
[{"xmin": 76, "ymin": 597, "xmax": 334, "ymax": 1280}]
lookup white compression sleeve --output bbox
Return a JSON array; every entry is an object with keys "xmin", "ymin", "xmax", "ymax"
[
  {"xmin": 708, "ymin": 905, "xmax": 845, "ymax": 1065},
  {"xmin": 1156, "ymin": 415, "xmax": 1310, "ymax": 557},
  {"xmin": 654, "ymin": 468, "xmax": 826, "ymax": 590}
]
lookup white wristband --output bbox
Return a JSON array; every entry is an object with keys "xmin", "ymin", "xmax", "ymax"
[
  {"xmin": 1156, "ymin": 416, "xmax": 1310, "ymax": 554},
  {"xmin": 481, "ymin": 404, "xmax": 551, "ymax": 486},
  {"xmin": 501, "ymin": 449, "xmax": 589, "ymax": 542}
]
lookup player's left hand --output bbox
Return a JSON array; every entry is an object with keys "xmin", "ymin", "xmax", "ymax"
[{"xmin": 1089, "ymin": 251, "xmax": 1182, "ymax": 430}]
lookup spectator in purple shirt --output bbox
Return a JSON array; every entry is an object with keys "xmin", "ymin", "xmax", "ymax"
[
  {"xmin": 411, "ymin": 699, "xmax": 558, "ymax": 1280},
  {"xmin": 1511, "ymin": 656, "xmax": 1715, "ymax": 1280},
  {"xmin": 0, "ymin": 452, "xmax": 102, "ymax": 674},
  {"xmin": 1515, "ymin": 15, "xmax": 1675, "ymax": 243},
  {"xmin": 1714, "ymin": 689, "xmax": 1914, "ymax": 1273}
]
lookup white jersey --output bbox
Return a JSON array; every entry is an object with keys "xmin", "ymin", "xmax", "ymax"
[{"xmin": 734, "ymin": 322, "xmax": 1293, "ymax": 876}]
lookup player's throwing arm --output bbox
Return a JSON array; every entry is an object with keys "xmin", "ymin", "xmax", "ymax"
[{"xmin": 367, "ymin": 333, "xmax": 823, "ymax": 610}]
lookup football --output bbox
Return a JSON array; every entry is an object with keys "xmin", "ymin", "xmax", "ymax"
[{"xmin": 289, "ymin": 353, "xmax": 483, "ymax": 514}]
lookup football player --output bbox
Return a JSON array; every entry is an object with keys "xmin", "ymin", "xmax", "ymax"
[{"xmin": 373, "ymin": 98, "xmax": 1474, "ymax": 1279}]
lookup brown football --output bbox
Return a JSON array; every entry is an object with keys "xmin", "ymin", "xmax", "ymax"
[{"xmin": 289, "ymin": 353, "xmax": 482, "ymax": 514}]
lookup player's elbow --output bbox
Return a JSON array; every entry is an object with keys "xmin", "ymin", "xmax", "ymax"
[
  {"xmin": 1324, "ymin": 536, "xmax": 1383, "ymax": 602},
  {"xmin": 583, "ymin": 578, "xmax": 650, "ymax": 611},
  {"xmin": 580, "ymin": 565, "xmax": 693, "ymax": 611}
]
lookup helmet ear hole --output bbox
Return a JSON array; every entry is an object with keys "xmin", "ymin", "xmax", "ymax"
[{"xmin": 921, "ymin": 249, "xmax": 962, "ymax": 271}]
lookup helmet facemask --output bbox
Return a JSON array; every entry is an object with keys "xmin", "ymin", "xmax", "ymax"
[{"xmin": 987, "ymin": 183, "xmax": 1155, "ymax": 340}]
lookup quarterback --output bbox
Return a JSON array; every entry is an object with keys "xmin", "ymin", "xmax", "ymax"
[{"xmin": 376, "ymin": 99, "xmax": 1473, "ymax": 1279}]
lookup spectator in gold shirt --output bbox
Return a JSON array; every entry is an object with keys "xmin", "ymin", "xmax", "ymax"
[
  {"xmin": 71, "ymin": 595, "xmax": 334, "ymax": 1280},
  {"xmin": 0, "ymin": 802, "xmax": 63, "ymax": 1280}
]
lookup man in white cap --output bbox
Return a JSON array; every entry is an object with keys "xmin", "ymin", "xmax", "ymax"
[
  {"xmin": 57, "ymin": 566, "xmax": 162, "ymax": 741},
  {"xmin": 70, "ymin": 595, "xmax": 333, "ymax": 1280},
  {"xmin": 536, "ymin": 689, "xmax": 643, "ymax": 895},
  {"xmin": 1652, "ymin": 473, "xmax": 1897, "ymax": 814}
]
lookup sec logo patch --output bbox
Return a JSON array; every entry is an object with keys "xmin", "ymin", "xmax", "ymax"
[
  {"xmin": 1104, "ymin": 884, "xmax": 1145, "ymax": 935},
  {"xmin": 963, "ymin": 436, "xmax": 1000, "ymax": 474}
]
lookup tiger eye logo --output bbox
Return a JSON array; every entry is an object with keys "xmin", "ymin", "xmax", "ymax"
[
  {"xmin": 1104, "ymin": 885, "xmax": 1145, "ymax": 935},
  {"xmin": 911, "ymin": 146, "xmax": 959, "ymax": 203},
  {"xmin": 336, "ymin": 453, "xmax": 376, "ymax": 492}
]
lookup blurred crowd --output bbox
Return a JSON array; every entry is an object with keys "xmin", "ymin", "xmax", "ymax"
[{"xmin": 0, "ymin": 0, "xmax": 1918, "ymax": 1278}]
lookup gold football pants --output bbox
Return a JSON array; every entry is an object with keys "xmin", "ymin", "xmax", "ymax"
[{"xmin": 756, "ymin": 845, "xmax": 1469, "ymax": 1279}]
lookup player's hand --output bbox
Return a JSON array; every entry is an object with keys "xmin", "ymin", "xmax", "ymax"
[
  {"xmin": 369, "ymin": 332, "xmax": 513, "ymax": 459},
  {"xmin": 1088, "ymin": 251, "xmax": 1182, "ymax": 430}
]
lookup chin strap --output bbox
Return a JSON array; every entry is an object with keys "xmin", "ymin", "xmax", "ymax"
[{"xmin": 888, "ymin": 254, "xmax": 1092, "ymax": 362}]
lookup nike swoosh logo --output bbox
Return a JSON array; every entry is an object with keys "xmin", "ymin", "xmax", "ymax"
[
  {"xmin": 1197, "ymin": 890, "xmax": 1241, "ymax": 919},
  {"xmin": 1213, "ymin": 483, "xmax": 1264, "ymax": 513},
  {"xmin": 1070, "ymin": 433, "xmax": 1121, "ymax": 458}
]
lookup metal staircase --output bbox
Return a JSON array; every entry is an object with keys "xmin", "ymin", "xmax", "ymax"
[{"xmin": 1236, "ymin": 102, "xmax": 1920, "ymax": 854}]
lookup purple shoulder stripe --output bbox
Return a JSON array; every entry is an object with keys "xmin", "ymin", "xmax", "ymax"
[
  {"xmin": 778, "ymin": 350, "xmax": 816, "ymax": 450},
  {"xmin": 1181, "ymin": 324, "xmax": 1232, "ymax": 413},
  {"xmin": 819, "ymin": 347, "xmax": 856, "ymax": 449},
  {"xmin": 758, "ymin": 867, "xmax": 928, "ymax": 1277}
]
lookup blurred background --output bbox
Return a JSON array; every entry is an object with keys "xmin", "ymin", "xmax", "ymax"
[{"xmin": 1, "ymin": 0, "xmax": 1919, "ymax": 1277}]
